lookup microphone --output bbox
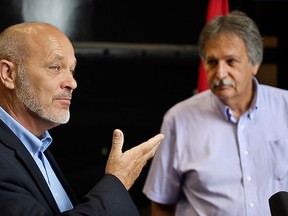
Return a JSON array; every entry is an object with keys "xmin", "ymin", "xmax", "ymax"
[{"xmin": 269, "ymin": 191, "xmax": 288, "ymax": 216}]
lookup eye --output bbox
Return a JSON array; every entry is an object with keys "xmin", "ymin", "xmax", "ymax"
[
  {"xmin": 207, "ymin": 59, "xmax": 217, "ymax": 67},
  {"xmin": 227, "ymin": 59, "xmax": 236, "ymax": 66},
  {"xmin": 49, "ymin": 65, "xmax": 60, "ymax": 71}
]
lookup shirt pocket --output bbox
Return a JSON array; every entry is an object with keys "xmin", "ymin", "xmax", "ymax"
[{"xmin": 269, "ymin": 138, "xmax": 288, "ymax": 180}]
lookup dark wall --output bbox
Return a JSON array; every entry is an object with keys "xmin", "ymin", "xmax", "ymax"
[{"xmin": 0, "ymin": 0, "xmax": 252, "ymax": 44}]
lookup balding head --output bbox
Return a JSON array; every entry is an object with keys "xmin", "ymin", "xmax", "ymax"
[{"xmin": 0, "ymin": 22, "xmax": 72, "ymax": 65}]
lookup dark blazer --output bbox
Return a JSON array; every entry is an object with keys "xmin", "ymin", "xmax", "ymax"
[{"xmin": 0, "ymin": 119, "xmax": 139, "ymax": 216}]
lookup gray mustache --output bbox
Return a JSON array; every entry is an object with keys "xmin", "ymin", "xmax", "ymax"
[{"xmin": 213, "ymin": 78, "xmax": 235, "ymax": 88}]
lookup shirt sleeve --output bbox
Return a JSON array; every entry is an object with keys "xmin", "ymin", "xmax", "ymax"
[{"xmin": 143, "ymin": 113, "xmax": 181, "ymax": 204}]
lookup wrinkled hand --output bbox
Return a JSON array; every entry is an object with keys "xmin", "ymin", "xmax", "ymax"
[{"xmin": 105, "ymin": 129, "xmax": 164, "ymax": 190}]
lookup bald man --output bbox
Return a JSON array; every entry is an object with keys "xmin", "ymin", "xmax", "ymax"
[{"xmin": 0, "ymin": 22, "xmax": 164, "ymax": 216}]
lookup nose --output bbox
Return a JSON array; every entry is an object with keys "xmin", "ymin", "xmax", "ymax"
[
  {"xmin": 62, "ymin": 71, "xmax": 77, "ymax": 91},
  {"xmin": 215, "ymin": 62, "xmax": 228, "ymax": 79}
]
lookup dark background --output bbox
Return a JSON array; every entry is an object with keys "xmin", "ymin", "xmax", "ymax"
[{"xmin": 1, "ymin": 0, "xmax": 287, "ymax": 214}]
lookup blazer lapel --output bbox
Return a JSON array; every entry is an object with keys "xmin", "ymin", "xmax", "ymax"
[
  {"xmin": 45, "ymin": 149, "xmax": 79, "ymax": 206},
  {"xmin": 0, "ymin": 120, "xmax": 60, "ymax": 213}
]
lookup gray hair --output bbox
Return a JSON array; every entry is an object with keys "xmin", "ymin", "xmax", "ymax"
[
  {"xmin": 0, "ymin": 24, "xmax": 30, "ymax": 66},
  {"xmin": 198, "ymin": 10, "xmax": 263, "ymax": 66}
]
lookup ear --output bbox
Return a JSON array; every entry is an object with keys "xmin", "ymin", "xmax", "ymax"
[
  {"xmin": 0, "ymin": 59, "xmax": 16, "ymax": 89},
  {"xmin": 252, "ymin": 64, "xmax": 260, "ymax": 76}
]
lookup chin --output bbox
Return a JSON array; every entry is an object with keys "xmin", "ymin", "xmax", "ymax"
[
  {"xmin": 213, "ymin": 90, "xmax": 232, "ymax": 100},
  {"xmin": 44, "ymin": 112, "xmax": 70, "ymax": 125}
]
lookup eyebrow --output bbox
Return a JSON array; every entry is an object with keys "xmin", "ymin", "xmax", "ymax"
[
  {"xmin": 49, "ymin": 54, "xmax": 65, "ymax": 61},
  {"xmin": 48, "ymin": 54, "xmax": 77, "ymax": 67}
]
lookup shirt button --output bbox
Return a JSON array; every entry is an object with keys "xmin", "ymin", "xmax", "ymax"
[
  {"xmin": 247, "ymin": 176, "xmax": 252, "ymax": 181},
  {"xmin": 240, "ymin": 125, "xmax": 245, "ymax": 130},
  {"xmin": 244, "ymin": 150, "xmax": 249, "ymax": 155},
  {"xmin": 249, "ymin": 202, "xmax": 254, "ymax": 208}
]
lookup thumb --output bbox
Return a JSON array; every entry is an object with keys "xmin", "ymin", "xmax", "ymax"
[{"xmin": 110, "ymin": 129, "xmax": 124, "ymax": 155}]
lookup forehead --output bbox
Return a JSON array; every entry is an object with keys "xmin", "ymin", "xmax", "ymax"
[
  {"xmin": 27, "ymin": 26, "xmax": 76, "ymax": 64},
  {"xmin": 205, "ymin": 32, "xmax": 247, "ymax": 57}
]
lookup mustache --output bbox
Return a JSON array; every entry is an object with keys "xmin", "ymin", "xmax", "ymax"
[
  {"xmin": 54, "ymin": 91, "xmax": 73, "ymax": 99},
  {"xmin": 212, "ymin": 78, "xmax": 235, "ymax": 88}
]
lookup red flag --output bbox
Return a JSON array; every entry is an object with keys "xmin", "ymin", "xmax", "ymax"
[{"xmin": 196, "ymin": 0, "xmax": 229, "ymax": 93}]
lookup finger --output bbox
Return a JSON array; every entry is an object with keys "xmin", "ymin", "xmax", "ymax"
[
  {"xmin": 149, "ymin": 133, "xmax": 165, "ymax": 144},
  {"xmin": 141, "ymin": 134, "xmax": 164, "ymax": 155},
  {"xmin": 110, "ymin": 129, "xmax": 124, "ymax": 155}
]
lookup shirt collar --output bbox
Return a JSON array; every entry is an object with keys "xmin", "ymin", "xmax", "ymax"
[
  {"xmin": 214, "ymin": 77, "xmax": 259, "ymax": 122},
  {"xmin": 0, "ymin": 107, "xmax": 52, "ymax": 155}
]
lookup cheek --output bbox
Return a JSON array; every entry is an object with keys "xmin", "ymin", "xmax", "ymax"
[
  {"xmin": 206, "ymin": 70, "xmax": 216, "ymax": 82},
  {"xmin": 34, "ymin": 83, "xmax": 55, "ymax": 102}
]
